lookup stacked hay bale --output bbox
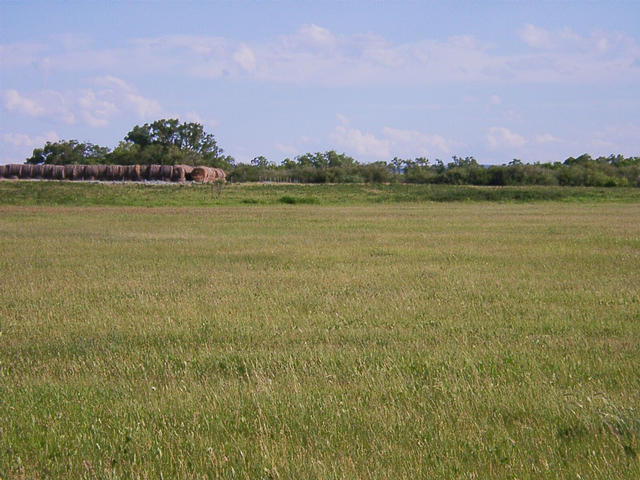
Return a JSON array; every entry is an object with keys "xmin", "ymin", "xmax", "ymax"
[
  {"xmin": 0, "ymin": 163, "xmax": 225, "ymax": 183},
  {"xmin": 171, "ymin": 165, "xmax": 193, "ymax": 183},
  {"xmin": 160, "ymin": 165, "xmax": 174, "ymax": 182},
  {"xmin": 190, "ymin": 166, "xmax": 226, "ymax": 183},
  {"xmin": 7, "ymin": 164, "xmax": 23, "ymax": 179},
  {"xmin": 32, "ymin": 164, "xmax": 44, "ymax": 178},
  {"xmin": 147, "ymin": 164, "xmax": 163, "ymax": 181},
  {"xmin": 125, "ymin": 165, "xmax": 141, "ymax": 181}
]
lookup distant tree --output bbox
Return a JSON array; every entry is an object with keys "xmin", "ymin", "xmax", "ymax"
[
  {"xmin": 124, "ymin": 119, "xmax": 223, "ymax": 165},
  {"xmin": 251, "ymin": 156, "xmax": 271, "ymax": 168},
  {"xmin": 26, "ymin": 140, "xmax": 109, "ymax": 165}
]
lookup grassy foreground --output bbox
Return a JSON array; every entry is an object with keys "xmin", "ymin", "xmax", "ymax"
[
  {"xmin": 1, "ymin": 202, "xmax": 639, "ymax": 479},
  {"xmin": 1, "ymin": 180, "xmax": 640, "ymax": 206}
]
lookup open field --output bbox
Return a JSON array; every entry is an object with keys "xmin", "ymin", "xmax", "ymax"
[
  {"xmin": 1, "ymin": 201, "xmax": 639, "ymax": 478},
  {"xmin": 1, "ymin": 180, "xmax": 640, "ymax": 206}
]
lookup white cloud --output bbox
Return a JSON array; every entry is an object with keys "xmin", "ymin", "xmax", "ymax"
[
  {"xmin": 78, "ymin": 89, "xmax": 118, "ymax": 127},
  {"xmin": 233, "ymin": 44, "xmax": 257, "ymax": 73},
  {"xmin": 487, "ymin": 126, "xmax": 527, "ymax": 149},
  {"xmin": 329, "ymin": 116, "xmax": 450, "ymax": 160},
  {"xmin": 294, "ymin": 24, "xmax": 338, "ymax": 49},
  {"xmin": 382, "ymin": 127, "xmax": 450, "ymax": 156},
  {"xmin": 1, "ymin": 77, "xmax": 163, "ymax": 128},
  {"xmin": 535, "ymin": 133, "xmax": 559, "ymax": 144},
  {"xmin": 2, "ymin": 24, "xmax": 639, "ymax": 86},
  {"xmin": 330, "ymin": 116, "xmax": 390, "ymax": 158},
  {"xmin": 3, "ymin": 89, "xmax": 46, "ymax": 117},
  {"xmin": 2, "ymin": 131, "xmax": 59, "ymax": 148},
  {"xmin": 520, "ymin": 24, "xmax": 555, "ymax": 49},
  {"xmin": 2, "ymin": 89, "xmax": 75, "ymax": 123}
]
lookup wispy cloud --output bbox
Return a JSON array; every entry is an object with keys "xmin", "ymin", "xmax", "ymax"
[
  {"xmin": 487, "ymin": 126, "xmax": 527, "ymax": 149},
  {"xmin": 1, "ymin": 76, "xmax": 162, "ymax": 127},
  {"xmin": 3, "ymin": 24, "xmax": 638, "ymax": 86},
  {"xmin": 329, "ymin": 116, "xmax": 450, "ymax": 160}
]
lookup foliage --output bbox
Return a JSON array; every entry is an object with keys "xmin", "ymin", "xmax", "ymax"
[
  {"xmin": 227, "ymin": 152, "xmax": 639, "ymax": 187},
  {"xmin": 26, "ymin": 119, "xmax": 230, "ymax": 168},
  {"xmin": 22, "ymin": 125, "xmax": 639, "ymax": 187},
  {"xmin": 26, "ymin": 140, "xmax": 109, "ymax": 165}
]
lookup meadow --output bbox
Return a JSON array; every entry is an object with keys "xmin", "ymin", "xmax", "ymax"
[{"xmin": 1, "ymin": 183, "xmax": 639, "ymax": 478}]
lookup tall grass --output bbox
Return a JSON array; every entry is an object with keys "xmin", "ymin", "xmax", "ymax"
[
  {"xmin": 1, "ymin": 180, "xmax": 639, "ymax": 207},
  {"xmin": 1, "ymin": 203, "xmax": 639, "ymax": 478}
]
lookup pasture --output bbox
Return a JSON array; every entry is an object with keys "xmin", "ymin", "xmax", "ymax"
[{"xmin": 1, "ymin": 192, "xmax": 639, "ymax": 478}]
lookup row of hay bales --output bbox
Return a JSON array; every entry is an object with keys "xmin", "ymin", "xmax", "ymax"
[{"xmin": 0, "ymin": 164, "xmax": 226, "ymax": 183}]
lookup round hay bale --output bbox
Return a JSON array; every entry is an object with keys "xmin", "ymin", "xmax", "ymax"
[
  {"xmin": 72, "ymin": 165, "xmax": 85, "ymax": 180},
  {"xmin": 125, "ymin": 164, "xmax": 141, "ymax": 181},
  {"xmin": 31, "ymin": 164, "xmax": 44, "ymax": 179},
  {"xmin": 160, "ymin": 165, "xmax": 173, "ymax": 181},
  {"xmin": 95, "ymin": 165, "xmax": 108, "ymax": 180},
  {"xmin": 172, "ymin": 165, "xmax": 187, "ymax": 182},
  {"xmin": 83, "ymin": 164, "xmax": 100, "ymax": 180},
  {"xmin": 42, "ymin": 164, "xmax": 56, "ymax": 179},
  {"xmin": 111, "ymin": 165, "xmax": 126, "ymax": 181},
  {"xmin": 104, "ymin": 165, "xmax": 117, "ymax": 180},
  {"xmin": 20, "ymin": 164, "xmax": 34, "ymax": 178},
  {"xmin": 190, "ymin": 166, "xmax": 209, "ymax": 183},
  {"xmin": 0, "ymin": 164, "xmax": 7, "ymax": 178},
  {"xmin": 214, "ymin": 168, "xmax": 226, "ymax": 181},
  {"xmin": 7, "ymin": 164, "xmax": 23, "ymax": 179},
  {"xmin": 181, "ymin": 165, "xmax": 195, "ymax": 181},
  {"xmin": 52, "ymin": 165, "xmax": 65, "ymax": 180},
  {"xmin": 138, "ymin": 164, "xmax": 150, "ymax": 180},
  {"xmin": 147, "ymin": 164, "xmax": 163, "ymax": 181},
  {"xmin": 63, "ymin": 164, "xmax": 76, "ymax": 180}
]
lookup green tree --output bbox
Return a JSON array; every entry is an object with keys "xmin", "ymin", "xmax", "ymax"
[
  {"xmin": 27, "ymin": 140, "xmax": 109, "ymax": 165},
  {"xmin": 124, "ymin": 119, "xmax": 223, "ymax": 165}
]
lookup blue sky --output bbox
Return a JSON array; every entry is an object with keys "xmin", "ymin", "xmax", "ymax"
[{"xmin": 1, "ymin": 0, "xmax": 639, "ymax": 165}]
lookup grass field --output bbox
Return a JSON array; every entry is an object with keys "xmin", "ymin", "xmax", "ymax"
[
  {"xmin": 1, "ymin": 188, "xmax": 639, "ymax": 478},
  {"xmin": 1, "ymin": 180, "xmax": 640, "ymax": 206}
]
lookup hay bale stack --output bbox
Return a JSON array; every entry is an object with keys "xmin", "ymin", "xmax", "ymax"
[
  {"xmin": 31, "ymin": 164, "xmax": 44, "ymax": 179},
  {"xmin": 0, "ymin": 164, "xmax": 7, "ymax": 178},
  {"xmin": 72, "ymin": 164, "xmax": 85, "ymax": 180},
  {"xmin": 83, "ymin": 165, "xmax": 101, "ymax": 180},
  {"xmin": 106, "ymin": 164, "xmax": 126, "ymax": 181},
  {"xmin": 213, "ymin": 168, "xmax": 226, "ymax": 181},
  {"xmin": 125, "ymin": 164, "xmax": 141, "ymax": 181},
  {"xmin": 190, "ymin": 166, "xmax": 210, "ymax": 183},
  {"xmin": 160, "ymin": 165, "xmax": 174, "ymax": 182},
  {"xmin": 138, "ymin": 164, "xmax": 149, "ymax": 180},
  {"xmin": 52, "ymin": 165, "xmax": 65, "ymax": 180},
  {"xmin": 64, "ymin": 164, "xmax": 77, "ymax": 180},
  {"xmin": 20, "ymin": 164, "xmax": 34, "ymax": 178},
  {"xmin": 7, "ymin": 164, "xmax": 22, "ymax": 179},
  {"xmin": 96, "ymin": 165, "xmax": 108, "ymax": 180},
  {"xmin": 191, "ymin": 166, "xmax": 226, "ymax": 183},
  {"xmin": 147, "ymin": 164, "xmax": 163, "ymax": 181},
  {"xmin": 42, "ymin": 164, "xmax": 56, "ymax": 179},
  {"xmin": 171, "ymin": 165, "xmax": 187, "ymax": 182}
]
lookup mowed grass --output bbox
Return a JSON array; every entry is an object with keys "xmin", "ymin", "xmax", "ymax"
[{"xmin": 1, "ymin": 202, "xmax": 639, "ymax": 479}]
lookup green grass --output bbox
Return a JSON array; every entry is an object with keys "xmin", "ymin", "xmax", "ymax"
[
  {"xmin": 1, "ymin": 180, "xmax": 639, "ymax": 206},
  {"xmin": 1, "ymin": 201, "xmax": 639, "ymax": 478}
]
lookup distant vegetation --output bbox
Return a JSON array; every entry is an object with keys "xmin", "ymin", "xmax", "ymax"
[
  {"xmin": 23, "ymin": 118, "xmax": 640, "ymax": 187},
  {"xmin": 1, "ymin": 182, "xmax": 639, "ymax": 207}
]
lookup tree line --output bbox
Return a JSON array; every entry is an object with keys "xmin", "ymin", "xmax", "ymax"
[{"xmin": 25, "ymin": 119, "xmax": 640, "ymax": 187}]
